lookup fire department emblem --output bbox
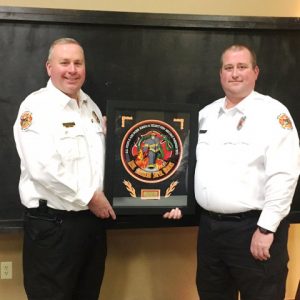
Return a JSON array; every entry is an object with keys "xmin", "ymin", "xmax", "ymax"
[
  {"xmin": 20, "ymin": 111, "xmax": 33, "ymax": 130},
  {"xmin": 120, "ymin": 120, "xmax": 183, "ymax": 183},
  {"xmin": 278, "ymin": 113, "xmax": 293, "ymax": 130}
]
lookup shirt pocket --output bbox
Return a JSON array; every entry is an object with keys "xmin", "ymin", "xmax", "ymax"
[
  {"xmin": 56, "ymin": 126, "xmax": 86, "ymax": 160},
  {"xmin": 196, "ymin": 133, "xmax": 210, "ymax": 161},
  {"xmin": 224, "ymin": 137, "xmax": 251, "ymax": 165}
]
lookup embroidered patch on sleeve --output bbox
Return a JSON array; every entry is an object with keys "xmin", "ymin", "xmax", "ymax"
[
  {"xmin": 20, "ymin": 111, "xmax": 33, "ymax": 130},
  {"xmin": 277, "ymin": 113, "xmax": 293, "ymax": 130}
]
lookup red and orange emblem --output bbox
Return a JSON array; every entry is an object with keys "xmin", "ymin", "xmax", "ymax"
[
  {"xmin": 20, "ymin": 111, "xmax": 33, "ymax": 130},
  {"xmin": 278, "ymin": 113, "xmax": 293, "ymax": 130}
]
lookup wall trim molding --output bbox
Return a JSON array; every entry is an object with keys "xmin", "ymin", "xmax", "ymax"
[{"xmin": 1, "ymin": 6, "xmax": 300, "ymax": 30}]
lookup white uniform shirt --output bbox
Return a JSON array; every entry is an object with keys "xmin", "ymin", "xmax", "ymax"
[
  {"xmin": 13, "ymin": 79, "xmax": 106, "ymax": 211},
  {"xmin": 194, "ymin": 91, "xmax": 300, "ymax": 232}
]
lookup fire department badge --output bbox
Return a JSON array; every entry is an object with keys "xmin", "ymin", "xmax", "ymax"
[
  {"xmin": 278, "ymin": 113, "xmax": 293, "ymax": 130},
  {"xmin": 20, "ymin": 111, "xmax": 33, "ymax": 130},
  {"xmin": 120, "ymin": 120, "xmax": 183, "ymax": 184}
]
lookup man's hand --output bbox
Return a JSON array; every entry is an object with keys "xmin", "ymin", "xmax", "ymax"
[
  {"xmin": 163, "ymin": 207, "xmax": 182, "ymax": 219},
  {"xmin": 250, "ymin": 228, "xmax": 274, "ymax": 261},
  {"xmin": 88, "ymin": 190, "xmax": 116, "ymax": 220}
]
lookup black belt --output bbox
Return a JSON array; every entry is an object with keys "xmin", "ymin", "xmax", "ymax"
[
  {"xmin": 25, "ymin": 200, "xmax": 90, "ymax": 218},
  {"xmin": 202, "ymin": 209, "xmax": 261, "ymax": 221}
]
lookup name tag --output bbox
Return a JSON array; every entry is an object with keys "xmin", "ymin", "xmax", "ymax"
[{"xmin": 62, "ymin": 122, "xmax": 76, "ymax": 128}]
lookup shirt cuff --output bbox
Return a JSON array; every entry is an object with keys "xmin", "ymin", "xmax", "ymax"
[{"xmin": 75, "ymin": 187, "xmax": 96, "ymax": 207}]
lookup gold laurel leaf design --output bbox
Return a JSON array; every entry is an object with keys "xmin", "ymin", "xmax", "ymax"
[
  {"xmin": 165, "ymin": 181, "xmax": 179, "ymax": 198},
  {"xmin": 123, "ymin": 180, "xmax": 136, "ymax": 198}
]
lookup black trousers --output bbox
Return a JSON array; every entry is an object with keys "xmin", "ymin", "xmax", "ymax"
[
  {"xmin": 23, "ymin": 207, "xmax": 107, "ymax": 300},
  {"xmin": 196, "ymin": 213, "xmax": 289, "ymax": 300}
]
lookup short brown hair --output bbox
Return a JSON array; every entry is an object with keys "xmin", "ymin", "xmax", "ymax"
[{"xmin": 220, "ymin": 44, "xmax": 257, "ymax": 69}]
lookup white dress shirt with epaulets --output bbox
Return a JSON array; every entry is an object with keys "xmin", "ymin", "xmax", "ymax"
[
  {"xmin": 13, "ymin": 79, "xmax": 105, "ymax": 211},
  {"xmin": 194, "ymin": 91, "xmax": 300, "ymax": 232}
]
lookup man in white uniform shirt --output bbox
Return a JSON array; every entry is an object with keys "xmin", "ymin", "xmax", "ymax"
[
  {"xmin": 13, "ymin": 38, "xmax": 117, "ymax": 300},
  {"xmin": 14, "ymin": 37, "xmax": 182, "ymax": 300},
  {"xmin": 194, "ymin": 44, "xmax": 300, "ymax": 300}
]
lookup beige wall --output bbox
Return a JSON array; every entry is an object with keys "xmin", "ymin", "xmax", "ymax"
[
  {"xmin": 1, "ymin": 226, "xmax": 300, "ymax": 299},
  {"xmin": 0, "ymin": 1, "xmax": 300, "ymax": 300},
  {"xmin": 0, "ymin": 227, "xmax": 199, "ymax": 300},
  {"xmin": 1, "ymin": 0, "xmax": 300, "ymax": 16}
]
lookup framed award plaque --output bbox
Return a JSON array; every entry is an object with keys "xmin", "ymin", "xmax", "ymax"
[{"xmin": 104, "ymin": 100, "xmax": 199, "ymax": 216}]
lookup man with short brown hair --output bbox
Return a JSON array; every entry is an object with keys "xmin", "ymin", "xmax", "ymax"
[{"xmin": 195, "ymin": 44, "xmax": 300, "ymax": 300}]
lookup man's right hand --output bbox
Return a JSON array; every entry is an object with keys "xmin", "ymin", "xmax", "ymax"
[{"xmin": 88, "ymin": 190, "xmax": 116, "ymax": 220}]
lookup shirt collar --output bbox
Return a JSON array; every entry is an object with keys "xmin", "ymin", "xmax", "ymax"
[
  {"xmin": 47, "ymin": 79, "xmax": 89, "ymax": 108},
  {"xmin": 218, "ymin": 90, "xmax": 255, "ymax": 116},
  {"xmin": 77, "ymin": 90, "xmax": 89, "ymax": 107}
]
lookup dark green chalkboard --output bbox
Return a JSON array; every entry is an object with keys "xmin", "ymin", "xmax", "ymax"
[{"xmin": 1, "ymin": 6, "xmax": 300, "ymax": 229}]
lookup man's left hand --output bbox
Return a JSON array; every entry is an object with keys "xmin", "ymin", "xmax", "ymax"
[
  {"xmin": 163, "ymin": 207, "xmax": 182, "ymax": 219},
  {"xmin": 250, "ymin": 228, "xmax": 274, "ymax": 261}
]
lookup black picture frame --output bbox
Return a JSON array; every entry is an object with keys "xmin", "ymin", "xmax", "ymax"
[{"xmin": 104, "ymin": 100, "xmax": 199, "ymax": 216}]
